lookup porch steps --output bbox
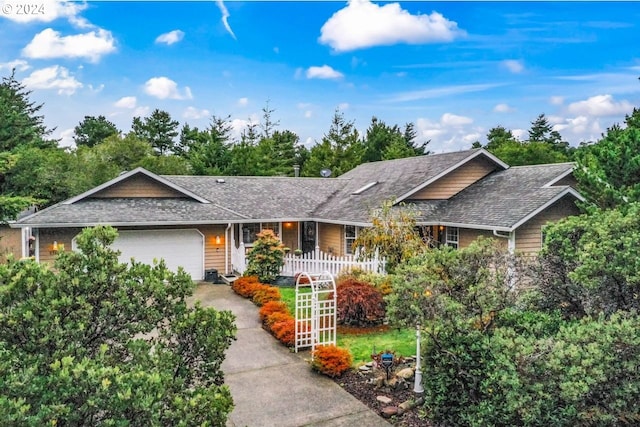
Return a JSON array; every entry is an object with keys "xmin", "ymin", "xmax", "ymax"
[{"xmin": 220, "ymin": 274, "xmax": 239, "ymax": 285}]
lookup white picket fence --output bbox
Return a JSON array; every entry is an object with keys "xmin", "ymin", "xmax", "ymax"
[{"xmin": 231, "ymin": 242, "xmax": 386, "ymax": 277}]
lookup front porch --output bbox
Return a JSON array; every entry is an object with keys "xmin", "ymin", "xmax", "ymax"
[{"xmin": 231, "ymin": 242, "xmax": 386, "ymax": 278}]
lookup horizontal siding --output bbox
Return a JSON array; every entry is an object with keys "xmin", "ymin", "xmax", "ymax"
[
  {"xmin": 38, "ymin": 228, "xmax": 82, "ymax": 264},
  {"xmin": 198, "ymin": 225, "xmax": 230, "ymax": 274},
  {"xmin": 37, "ymin": 225, "xmax": 232, "ymax": 275},
  {"xmin": 410, "ymin": 156, "xmax": 497, "ymax": 200},
  {"xmin": 0, "ymin": 226, "xmax": 24, "ymax": 261},
  {"xmin": 458, "ymin": 228, "xmax": 506, "ymax": 250},
  {"xmin": 93, "ymin": 175, "xmax": 186, "ymax": 198},
  {"xmin": 318, "ymin": 223, "xmax": 342, "ymax": 256},
  {"xmin": 515, "ymin": 197, "xmax": 581, "ymax": 254}
]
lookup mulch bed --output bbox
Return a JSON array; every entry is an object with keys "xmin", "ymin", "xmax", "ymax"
[{"xmin": 332, "ymin": 369, "xmax": 431, "ymax": 426}]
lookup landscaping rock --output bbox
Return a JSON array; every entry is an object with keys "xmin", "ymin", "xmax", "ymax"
[
  {"xmin": 380, "ymin": 406, "xmax": 399, "ymax": 418},
  {"xmin": 376, "ymin": 395, "xmax": 393, "ymax": 405},
  {"xmin": 359, "ymin": 365, "xmax": 371, "ymax": 372},
  {"xmin": 396, "ymin": 367, "xmax": 414, "ymax": 380}
]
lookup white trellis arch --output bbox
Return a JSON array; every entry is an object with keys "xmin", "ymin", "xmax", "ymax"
[{"xmin": 294, "ymin": 271, "xmax": 337, "ymax": 353}]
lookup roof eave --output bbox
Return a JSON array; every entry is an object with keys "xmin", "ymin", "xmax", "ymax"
[
  {"xmin": 63, "ymin": 167, "xmax": 211, "ymax": 205},
  {"xmin": 508, "ymin": 187, "xmax": 585, "ymax": 232}
]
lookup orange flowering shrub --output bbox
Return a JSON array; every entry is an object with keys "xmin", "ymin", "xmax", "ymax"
[
  {"xmin": 264, "ymin": 311, "xmax": 292, "ymax": 330},
  {"xmin": 270, "ymin": 317, "xmax": 295, "ymax": 346},
  {"xmin": 311, "ymin": 344, "xmax": 352, "ymax": 378},
  {"xmin": 252, "ymin": 285, "xmax": 281, "ymax": 306},
  {"xmin": 259, "ymin": 301, "xmax": 289, "ymax": 323},
  {"xmin": 232, "ymin": 276, "xmax": 262, "ymax": 298}
]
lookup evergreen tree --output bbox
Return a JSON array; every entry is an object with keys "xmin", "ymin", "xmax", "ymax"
[
  {"xmin": 131, "ymin": 109, "xmax": 179, "ymax": 155},
  {"xmin": 0, "ymin": 70, "xmax": 55, "ymax": 151},
  {"xmin": 73, "ymin": 115, "xmax": 120, "ymax": 148}
]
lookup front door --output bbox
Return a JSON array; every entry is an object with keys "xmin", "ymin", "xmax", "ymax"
[{"xmin": 301, "ymin": 221, "xmax": 316, "ymax": 254}]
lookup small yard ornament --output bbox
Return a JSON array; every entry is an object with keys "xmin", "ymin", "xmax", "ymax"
[
  {"xmin": 414, "ymin": 324, "xmax": 424, "ymax": 394},
  {"xmin": 381, "ymin": 351, "xmax": 394, "ymax": 380}
]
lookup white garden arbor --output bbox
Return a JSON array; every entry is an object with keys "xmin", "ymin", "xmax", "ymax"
[{"xmin": 294, "ymin": 271, "xmax": 337, "ymax": 353}]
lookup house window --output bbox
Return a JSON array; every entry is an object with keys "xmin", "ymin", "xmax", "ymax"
[
  {"xmin": 446, "ymin": 227, "xmax": 459, "ymax": 249},
  {"xmin": 345, "ymin": 225, "xmax": 358, "ymax": 255},
  {"xmin": 242, "ymin": 223, "xmax": 261, "ymax": 244},
  {"xmin": 261, "ymin": 222, "xmax": 280, "ymax": 237},
  {"xmin": 242, "ymin": 222, "xmax": 281, "ymax": 245}
]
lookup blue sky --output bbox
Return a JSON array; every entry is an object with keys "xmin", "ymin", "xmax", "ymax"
[{"xmin": 1, "ymin": 1, "xmax": 639, "ymax": 153}]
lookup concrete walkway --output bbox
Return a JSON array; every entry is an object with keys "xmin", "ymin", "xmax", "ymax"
[{"xmin": 192, "ymin": 283, "xmax": 391, "ymax": 427}]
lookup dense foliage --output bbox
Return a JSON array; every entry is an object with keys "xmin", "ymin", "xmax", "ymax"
[
  {"xmin": 574, "ymin": 108, "xmax": 640, "ymax": 209},
  {"xmin": 244, "ymin": 229, "xmax": 286, "ymax": 283},
  {"xmin": 385, "ymin": 217, "xmax": 640, "ymax": 427},
  {"xmin": 536, "ymin": 203, "xmax": 640, "ymax": 317},
  {"xmin": 335, "ymin": 277, "xmax": 386, "ymax": 326},
  {"xmin": 0, "ymin": 226, "xmax": 236, "ymax": 426}
]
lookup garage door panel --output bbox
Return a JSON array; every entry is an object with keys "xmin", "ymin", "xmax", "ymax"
[{"xmin": 111, "ymin": 230, "xmax": 204, "ymax": 280}]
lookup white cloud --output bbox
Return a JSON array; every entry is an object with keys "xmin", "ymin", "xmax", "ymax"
[
  {"xmin": 415, "ymin": 113, "xmax": 477, "ymax": 152},
  {"xmin": 319, "ymin": 0, "xmax": 463, "ymax": 52},
  {"xmin": 493, "ymin": 103, "xmax": 514, "ymax": 113},
  {"xmin": 183, "ymin": 106, "xmax": 210, "ymax": 120},
  {"xmin": 133, "ymin": 106, "xmax": 150, "ymax": 117},
  {"xmin": 441, "ymin": 113, "xmax": 473, "ymax": 126},
  {"xmin": 338, "ymin": 102, "xmax": 350, "ymax": 110},
  {"xmin": 143, "ymin": 77, "xmax": 192, "ymax": 100},
  {"xmin": 22, "ymin": 28, "xmax": 116, "ymax": 62},
  {"xmin": 57, "ymin": 128, "xmax": 75, "ymax": 148},
  {"xmin": 501, "ymin": 59, "xmax": 524, "ymax": 73},
  {"xmin": 0, "ymin": 59, "xmax": 30, "ymax": 71},
  {"xmin": 230, "ymin": 116, "xmax": 259, "ymax": 140},
  {"xmin": 0, "ymin": 0, "xmax": 86, "ymax": 24},
  {"xmin": 22, "ymin": 65, "xmax": 82, "ymax": 95},
  {"xmin": 215, "ymin": 0, "xmax": 236, "ymax": 39},
  {"xmin": 155, "ymin": 30, "xmax": 185, "ymax": 45},
  {"xmin": 237, "ymin": 97, "xmax": 249, "ymax": 107},
  {"xmin": 304, "ymin": 110, "xmax": 313, "ymax": 118},
  {"xmin": 512, "ymin": 129, "xmax": 526, "ymax": 140},
  {"xmin": 114, "ymin": 96, "xmax": 137, "ymax": 109},
  {"xmin": 550, "ymin": 96, "xmax": 564, "ymax": 105},
  {"xmin": 387, "ymin": 83, "xmax": 502, "ymax": 103},
  {"xmin": 306, "ymin": 65, "xmax": 344, "ymax": 80},
  {"xmin": 567, "ymin": 94, "xmax": 634, "ymax": 117}
]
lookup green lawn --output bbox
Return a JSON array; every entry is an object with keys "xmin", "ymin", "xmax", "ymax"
[{"xmin": 279, "ymin": 287, "xmax": 416, "ymax": 366}]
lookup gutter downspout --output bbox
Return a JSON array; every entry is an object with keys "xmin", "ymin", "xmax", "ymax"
[
  {"xmin": 493, "ymin": 229, "xmax": 515, "ymax": 254},
  {"xmin": 225, "ymin": 223, "xmax": 232, "ymax": 275}
]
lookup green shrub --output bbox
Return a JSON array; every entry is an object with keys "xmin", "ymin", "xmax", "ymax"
[
  {"xmin": 244, "ymin": 229, "xmax": 285, "ymax": 283},
  {"xmin": 423, "ymin": 311, "xmax": 640, "ymax": 427}
]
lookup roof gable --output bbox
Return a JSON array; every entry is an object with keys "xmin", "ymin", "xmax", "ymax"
[
  {"xmin": 394, "ymin": 149, "xmax": 508, "ymax": 203},
  {"xmin": 63, "ymin": 168, "xmax": 210, "ymax": 205}
]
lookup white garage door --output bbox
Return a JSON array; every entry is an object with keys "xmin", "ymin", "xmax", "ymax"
[{"xmin": 111, "ymin": 229, "xmax": 204, "ymax": 280}]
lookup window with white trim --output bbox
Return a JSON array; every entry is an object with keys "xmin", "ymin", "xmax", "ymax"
[
  {"xmin": 242, "ymin": 223, "xmax": 261, "ymax": 244},
  {"xmin": 261, "ymin": 222, "xmax": 281, "ymax": 237},
  {"xmin": 345, "ymin": 225, "xmax": 358, "ymax": 255},
  {"xmin": 242, "ymin": 222, "xmax": 282, "ymax": 245},
  {"xmin": 446, "ymin": 227, "xmax": 459, "ymax": 249}
]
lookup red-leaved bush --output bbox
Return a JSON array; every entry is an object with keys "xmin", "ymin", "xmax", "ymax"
[
  {"xmin": 311, "ymin": 344, "xmax": 352, "ymax": 378},
  {"xmin": 335, "ymin": 278, "xmax": 386, "ymax": 326},
  {"xmin": 259, "ymin": 301, "xmax": 289, "ymax": 322}
]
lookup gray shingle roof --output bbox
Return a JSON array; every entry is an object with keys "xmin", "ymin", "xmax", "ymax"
[
  {"xmin": 163, "ymin": 176, "xmax": 345, "ymax": 220},
  {"xmin": 413, "ymin": 163, "xmax": 580, "ymax": 229},
  {"xmin": 14, "ymin": 150, "xmax": 579, "ymax": 231},
  {"xmin": 312, "ymin": 149, "xmax": 493, "ymax": 223}
]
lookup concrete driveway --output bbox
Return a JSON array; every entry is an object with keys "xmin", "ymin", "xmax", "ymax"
[{"xmin": 191, "ymin": 283, "xmax": 390, "ymax": 427}]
